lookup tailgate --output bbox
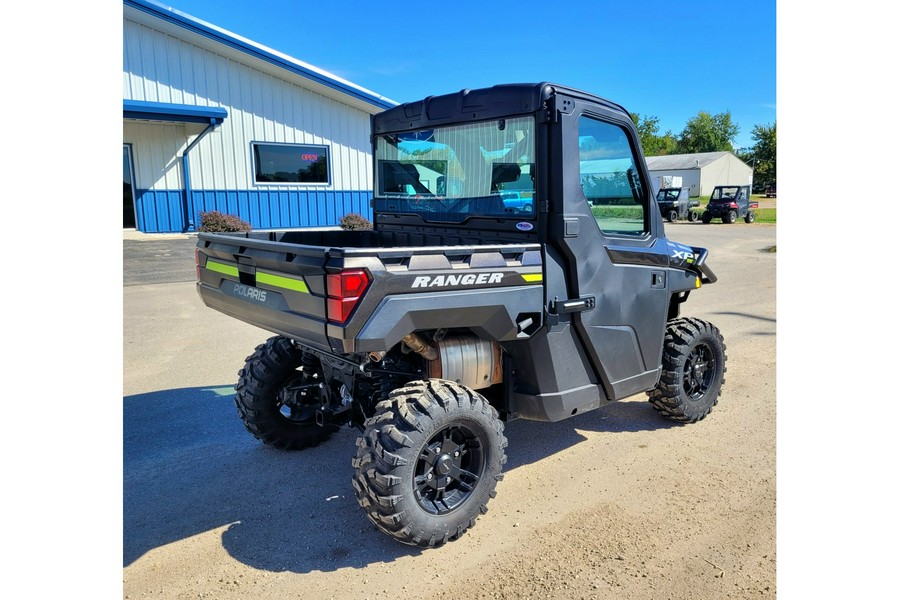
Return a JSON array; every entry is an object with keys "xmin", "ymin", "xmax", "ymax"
[{"xmin": 195, "ymin": 232, "xmax": 332, "ymax": 350}]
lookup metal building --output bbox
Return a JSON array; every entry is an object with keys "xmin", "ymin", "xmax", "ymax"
[
  {"xmin": 645, "ymin": 152, "xmax": 753, "ymax": 197},
  {"xmin": 123, "ymin": 0, "xmax": 397, "ymax": 233}
]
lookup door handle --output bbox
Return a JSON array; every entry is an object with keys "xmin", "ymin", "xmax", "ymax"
[{"xmin": 550, "ymin": 296, "xmax": 596, "ymax": 314}]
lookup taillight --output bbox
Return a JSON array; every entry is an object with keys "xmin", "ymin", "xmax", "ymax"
[
  {"xmin": 326, "ymin": 269, "xmax": 370, "ymax": 323},
  {"xmin": 729, "ymin": 202, "xmax": 738, "ymax": 208}
]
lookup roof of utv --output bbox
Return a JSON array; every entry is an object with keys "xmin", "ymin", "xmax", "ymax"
[{"xmin": 373, "ymin": 83, "xmax": 630, "ymax": 134}]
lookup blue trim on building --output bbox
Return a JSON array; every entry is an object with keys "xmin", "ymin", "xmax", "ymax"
[
  {"xmin": 134, "ymin": 189, "xmax": 373, "ymax": 233},
  {"xmin": 123, "ymin": 100, "xmax": 228, "ymax": 124},
  {"xmin": 124, "ymin": 0, "xmax": 397, "ymax": 111}
]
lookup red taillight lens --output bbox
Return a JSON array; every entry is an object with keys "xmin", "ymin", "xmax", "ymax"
[
  {"xmin": 326, "ymin": 269, "xmax": 370, "ymax": 323},
  {"xmin": 729, "ymin": 202, "xmax": 738, "ymax": 208}
]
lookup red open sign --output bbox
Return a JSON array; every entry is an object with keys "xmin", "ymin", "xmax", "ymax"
[{"xmin": 301, "ymin": 153, "xmax": 319, "ymax": 161}]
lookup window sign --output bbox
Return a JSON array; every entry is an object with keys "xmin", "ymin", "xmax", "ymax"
[{"xmin": 253, "ymin": 143, "xmax": 330, "ymax": 184}]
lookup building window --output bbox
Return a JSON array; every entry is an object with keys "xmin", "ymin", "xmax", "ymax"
[
  {"xmin": 578, "ymin": 116, "xmax": 646, "ymax": 236},
  {"xmin": 252, "ymin": 143, "xmax": 330, "ymax": 184}
]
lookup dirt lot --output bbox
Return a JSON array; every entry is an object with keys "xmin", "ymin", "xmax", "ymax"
[{"xmin": 123, "ymin": 223, "xmax": 776, "ymax": 600}]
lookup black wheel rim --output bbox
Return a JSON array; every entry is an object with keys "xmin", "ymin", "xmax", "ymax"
[
  {"xmin": 683, "ymin": 342, "xmax": 717, "ymax": 401},
  {"xmin": 414, "ymin": 424, "xmax": 485, "ymax": 515}
]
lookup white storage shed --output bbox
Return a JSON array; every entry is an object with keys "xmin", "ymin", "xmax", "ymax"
[
  {"xmin": 645, "ymin": 152, "xmax": 753, "ymax": 197},
  {"xmin": 123, "ymin": 0, "xmax": 397, "ymax": 233}
]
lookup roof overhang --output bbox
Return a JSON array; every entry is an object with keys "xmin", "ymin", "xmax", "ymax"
[
  {"xmin": 123, "ymin": 100, "xmax": 228, "ymax": 124},
  {"xmin": 123, "ymin": 0, "xmax": 398, "ymax": 114}
]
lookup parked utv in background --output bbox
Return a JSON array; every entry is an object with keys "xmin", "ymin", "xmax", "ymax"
[
  {"xmin": 765, "ymin": 185, "xmax": 776, "ymax": 198},
  {"xmin": 656, "ymin": 187, "xmax": 700, "ymax": 222},
  {"xmin": 702, "ymin": 185, "xmax": 757, "ymax": 223},
  {"xmin": 195, "ymin": 83, "xmax": 728, "ymax": 549}
]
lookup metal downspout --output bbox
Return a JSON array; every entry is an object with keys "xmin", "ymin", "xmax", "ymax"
[{"xmin": 181, "ymin": 119, "xmax": 220, "ymax": 232}]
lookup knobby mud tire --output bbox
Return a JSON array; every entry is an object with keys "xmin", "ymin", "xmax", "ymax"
[
  {"xmin": 234, "ymin": 336, "xmax": 338, "ymax": 450},
  {"xmin": 351, "ymin": 379, "xmax": 507, "ymax": 548},
  {"xmin": 647, "ymin": 318, "xmax": 727, "ymax": 423}
]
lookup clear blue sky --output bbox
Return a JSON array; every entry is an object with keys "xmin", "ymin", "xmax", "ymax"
[{"xmin": 160, "ymin": 0, "xmax": 776, "ymax": 152}]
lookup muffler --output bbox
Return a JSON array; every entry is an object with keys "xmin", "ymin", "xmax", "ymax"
[{"xmin": 402, "ymin": 333, "xmax": 502, "ymax": 390}]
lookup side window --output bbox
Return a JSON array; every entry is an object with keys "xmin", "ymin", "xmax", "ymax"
[{"xmin": 578, "ymin": 116, "xmax": 646, "ymax": 235}]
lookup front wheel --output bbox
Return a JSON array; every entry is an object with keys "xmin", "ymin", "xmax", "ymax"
[
  {"xmin": 352, "ymin": 379, "xmax": 507, "ymax": 548},
  {"xmin": 701, "ymin": 212, "xmax": 712, "ymax": 224},
  {"xmin": 648, "ymin": 318, "xmax": 727, "ymax": 423},
  {"xmin": 234, "ymin": 336, "xmax": 338, "ymax": 450}
]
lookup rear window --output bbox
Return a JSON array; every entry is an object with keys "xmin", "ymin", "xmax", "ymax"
[{"xmin": 373, "ymin": 116, "xmax": 536, "ymax": 223}]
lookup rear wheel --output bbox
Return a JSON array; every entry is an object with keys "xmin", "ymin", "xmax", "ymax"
[
  {"xmin": 745, "ymin": 211, "xmax": 756, "ymax": 223},
  {"xmin": 234, "ymin": 336, "xmax": 338, "ymax": 450},
  {"xmin": 666, "ymin": 209, "xmax": 678, "ymax": 223},
  {"xmin": 701, "ymin": 212, "xmax": 712, "ymax": 224},
  {"xmin": 648, "ymin": 318, "xmax": 726, "ymax": 423},
  {"xmin": 723, "ymin": 209, "xmax": 737, "ymax": 224},
  {"xmin": 688, "ymin": 210, "xmax": 699, "ymax": 222},
  {"xmin": 352, "ymin": 379, "xmax": 507, "ymax": 547}
]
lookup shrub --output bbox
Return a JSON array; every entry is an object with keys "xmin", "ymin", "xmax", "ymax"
[
  {"xmin": 198, "ymin": 210, "xmax": 252, "ymax": 232},
  {"xmin": 340, "ymin": 212, "xmax": 373, "ymax": 230}
]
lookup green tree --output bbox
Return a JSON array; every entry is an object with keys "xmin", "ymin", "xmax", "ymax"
[
  {"xmin": 676, "ymin": 111, "xmax": 740, "ymax": 153},
  {"xmin": 630, "ymin": 112, "xmax": 677, "ymax": 156},
  {"xmin": 743, "ymin": 122, "xmax": 776, "ymax": 187}
]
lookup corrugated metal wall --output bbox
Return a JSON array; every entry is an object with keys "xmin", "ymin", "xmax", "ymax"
[
  {"xmin": 123, "ymin": 16, "xmax": 374, "ymax": 232},
  {"xmin": 647, "ymin": 169, "xmax": 701, "ymax": 197},
  {"xmin": 698, "ymin": 156, "xmax": 753, "ymax": 196}
]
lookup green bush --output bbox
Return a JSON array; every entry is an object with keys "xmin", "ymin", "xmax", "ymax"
[
  {"xmin": 198, "ymin": 211, "xmax": 252, "ymax": 232},
  {"xmin": 340, "ymin": 212, "xmax": 373, "ymax": 230}
]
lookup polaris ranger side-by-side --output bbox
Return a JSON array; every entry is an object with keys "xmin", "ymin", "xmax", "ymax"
[
  {"xmin": 656, "ymin": 187, "xmax": 699, "ymax": 222},
  {"xmin": 195, "ymin": 83, "xmax": 727, "ymax": 548},
  {"xmin": 702, "ymin": 185, "xmax": 757, "ymax": 223}
]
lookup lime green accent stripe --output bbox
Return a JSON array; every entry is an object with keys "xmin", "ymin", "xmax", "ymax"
[
  {"xmin": 522, "ymin": 273, "xmax": 543, "ymax": 283},
  {"xmin": 257, "ymin": 271, "xmax": 309, "ymax": 293},
  {"xmin": 206, "ymin": 260, "xmax": 239, "ymax": 277}
]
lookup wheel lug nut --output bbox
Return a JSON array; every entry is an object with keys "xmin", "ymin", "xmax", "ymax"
[
  {"xmin": 453, "ymin": 451, "xmax": 460, "ymax": 457},
  {"xmin": 426, "ymin": 473, "xmax": 433, "ymax": 480}
]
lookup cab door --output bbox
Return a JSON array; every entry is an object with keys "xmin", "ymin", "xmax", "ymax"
[{"xmin": 548, "ymin": 96, "xmax": 669, "ymax": 400}]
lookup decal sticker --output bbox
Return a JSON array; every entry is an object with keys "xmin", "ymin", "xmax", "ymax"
[
  {"xmin": 412, "ymin": 273, "xmax": 504, "ymax": 288},
  {"xmin": 516, "ymin": 222, "xmax": 534, "ymax": 231},
  {"xmin": 232, "ymin": 283, "xmax": 268, "ymax": 302}
]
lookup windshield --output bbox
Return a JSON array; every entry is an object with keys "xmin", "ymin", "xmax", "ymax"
[
  {"xmin": 711, "ymin": 186, "xmax": 741, "ymax": 201},
  {"xmin": 374, "ymin": 116, "xmax": 536, "ymax": 223},
  {"xmin": 656, "ymin": 189, "xmax": 680, "ymax": 202}
]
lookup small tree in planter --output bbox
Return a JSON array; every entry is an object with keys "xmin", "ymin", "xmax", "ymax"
[
  {"xmin": 340, "ymin": 212, "xmax": 373, "ymax": 230},
  {"xmin": 198, "ymin": 211, "xmax": 252, "ymax": 232}
]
